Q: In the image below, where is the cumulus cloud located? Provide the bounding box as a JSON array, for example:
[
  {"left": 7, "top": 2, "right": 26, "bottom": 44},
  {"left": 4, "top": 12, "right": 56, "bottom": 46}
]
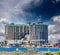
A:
[
  {"left": 48, "top": 25, "right": 56, "bottom": 34},
  {"left": 51, "top": 0, "right": 60, "bottom": 4},
  {"left": 0, "top": 0, "right": 44, "bottom": 23},
  {"left": 0, "top": 18, "right": 9, "bottom": 24},
  {"left": 48, "top": 15, "right": 60, "bottom": 42},
  {"left": 32, "top": 0, "right": 43, "bottom": 6},
  {"left": 0, "top": 18, "right": 9, "bottom": 37},
  {"left": 0, "top": 36, "right": 5, "bottom": 42},
  {"left": 0, "top": 25, "right": 5, "bottom": 36}
]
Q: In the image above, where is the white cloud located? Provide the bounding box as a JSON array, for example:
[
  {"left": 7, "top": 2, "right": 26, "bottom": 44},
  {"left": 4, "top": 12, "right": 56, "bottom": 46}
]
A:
[
  {"left": 48, "top": 25, "right": 56, "bottom": 34},
  {"left": 0, "top": 18, "right": 9, "bottom": 24},
  {"left": 0, "top": 0, "right": 44, "bottom": 23},
  {"left": 0, "top": 36, "right": 5, "bottom": 42},
  {"left": 0, "top": 24, "right": 5, "bottom": 36},
  {"left": 51, "top": 0, "right": 60, "bottom": 4},
  {"left": 53, "top": 16, "right": 60, "bottom": 24},
  {"left": 33, "top": 0, "right": 43, "bottom": 7},
  {"left": 48, "top": 15, "right": 60, "bottom": 42},
  {"left": 0, "top": 18, "right": 8, "bottom": 37}
]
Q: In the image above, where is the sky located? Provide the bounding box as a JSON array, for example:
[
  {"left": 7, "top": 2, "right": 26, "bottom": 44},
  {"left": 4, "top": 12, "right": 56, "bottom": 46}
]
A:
[{"left": 0, "top": 0, "right": 60, "bottom": 42}]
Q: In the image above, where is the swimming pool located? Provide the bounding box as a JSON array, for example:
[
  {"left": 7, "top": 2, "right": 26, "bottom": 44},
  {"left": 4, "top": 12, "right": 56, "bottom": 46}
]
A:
[
  {"left": 0, "top": 47, "right": 27, "bottom": 52},
  {"left": 36, "top": 47, "right": 60, "bottom": 52},
  {"left": 0, "top": 47, "right": 60, "bottom": 52}
]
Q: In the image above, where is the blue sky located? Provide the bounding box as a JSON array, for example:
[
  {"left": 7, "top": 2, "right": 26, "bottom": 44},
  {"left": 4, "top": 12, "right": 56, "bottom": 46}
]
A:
[
  {"left": 0, "top": 0, "right": 60, "bottom": 42},
  {"left": 0, "top": 0, "right": 60, "bottom": 23}
]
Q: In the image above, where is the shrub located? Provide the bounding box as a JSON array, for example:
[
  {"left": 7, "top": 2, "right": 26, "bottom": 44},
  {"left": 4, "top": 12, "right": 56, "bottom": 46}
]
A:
[
  {"left": 43, "top": 53, "right": 49, "bottom": 55},
  {"left": 43, "top": 52, "right": 53, "bottom": 55},
  {"left": 16, "top": 53, "right": 19, "bottom": 55},
  {"left": 56, "top": 51, "right": 60, "bottom": 55}
]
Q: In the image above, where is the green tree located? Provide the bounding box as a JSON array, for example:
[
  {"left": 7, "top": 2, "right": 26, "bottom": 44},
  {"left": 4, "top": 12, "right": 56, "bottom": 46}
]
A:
[{"left": 56, "top": 51, "right": 60, "bottom": 55}]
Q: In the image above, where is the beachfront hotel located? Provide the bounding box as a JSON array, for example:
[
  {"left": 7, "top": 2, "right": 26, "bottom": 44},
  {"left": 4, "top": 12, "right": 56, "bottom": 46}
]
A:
[
  {"left": 5, "top": 20, "right": 48, "bottom": 46},
  {"left": 30, "top": 20, "right": 48, "bottom": 44},
  {"left": 5, "top": 23, "right": 30, "bottom": 40}
]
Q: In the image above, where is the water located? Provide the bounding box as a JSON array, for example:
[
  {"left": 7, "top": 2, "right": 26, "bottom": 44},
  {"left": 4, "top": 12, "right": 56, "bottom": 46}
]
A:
[
  {"left": 0, "top": 47, "right": 60, "bottom": 52},
  {"left": 36, "top": 47, "right": 60, "bottom": 52}
]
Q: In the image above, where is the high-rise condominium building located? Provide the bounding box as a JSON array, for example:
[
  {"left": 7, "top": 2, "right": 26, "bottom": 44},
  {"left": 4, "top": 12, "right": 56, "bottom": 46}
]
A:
[
  {"left": 5, "top": 23, "right": 29, "bottom": 40},
  {"left": 30, "top": 21, "right": 48, "bottom": 44}
]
